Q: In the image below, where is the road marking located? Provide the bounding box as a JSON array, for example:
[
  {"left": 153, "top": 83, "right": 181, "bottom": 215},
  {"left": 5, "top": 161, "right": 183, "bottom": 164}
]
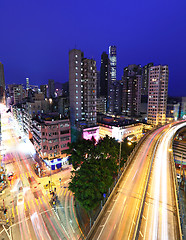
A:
[
  {"left": 25, "top": 172, "right": 28, "bottom": 178},
  {"left": 64, "top": 188, "right": 67, "bottom": 196},
  {"left": 35, "top": 198, "right": 38, "bottom": 206},
  {"left": 31, "top": 199, "right": 34, "bottom": 207},
  {"left": 24, "top": 202, "right": 27, "bottom": 211},
  {"left": 39, "top": 197, "right": 42, "bottom": 205},
  {"left": 142, "top": 215, "right": 146, "bottom": 220},
  {"left": 0, "top": 228, "right": 5, "bottom": 235},
  {"left": 140, "top": 231, "right": 144, "bottom": 237},
  {"left": 42, "top": 196, "right": 47, "bottom": 204},
  {"left": 27, "top": 200, "right": 30, "bottom": 209},
  {"left": 12, "top": 208, "right": 14, "bottom": 218}
]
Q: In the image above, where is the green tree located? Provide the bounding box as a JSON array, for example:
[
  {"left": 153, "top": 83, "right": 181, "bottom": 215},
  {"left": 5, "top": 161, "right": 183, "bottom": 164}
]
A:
[{"left": 66, "top": 136, "right": 136, "bottom": 212}]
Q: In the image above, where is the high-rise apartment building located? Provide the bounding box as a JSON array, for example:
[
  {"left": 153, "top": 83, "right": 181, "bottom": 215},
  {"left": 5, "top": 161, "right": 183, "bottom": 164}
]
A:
[
  {"left": 40, "top": 84, "right": 48, "bottom": 98},
  {"left": 0, "top": 63, "right": 5, "bottom": 102},
  {"left": 47, "top": 79, "right": 55, "bottom": 98},
  {"left": 69, "top": 49, "right": 97, "bottom": 128},
  {"left": 147, "top": 65, "right": 169, "bottom": 125},
  {"left": 141, "top": 63, "right": 153, "bottom": 95},
  {"left": 109, "top": 46, "right": 117, "bottom": 82},
  {"left": 122, "top": 64, "right": 142, "bottom": 117}
]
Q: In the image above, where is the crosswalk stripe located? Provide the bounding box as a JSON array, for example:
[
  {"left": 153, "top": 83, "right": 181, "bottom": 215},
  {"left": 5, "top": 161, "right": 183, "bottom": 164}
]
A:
[
  {"left": 12, "top": 207, "right": 15, "bottom": 218},
  {"left": 32, "top": 199, "right": 34, "bottom": 207},
  {"left": 25, "top": 172, "right": 28, "bottom": 178},
  {"left": 35, "top": 198, "right": 38, "bottom": 206},
  {"left": 27, "top": 200, "right": 30, "bottom": 209},
  {"left": 64, "top": 188, "right": 67, "bottom": 196},
  {"left": 42, "top": 196, "right": 47, "bottom": 204},
  {"left": 39, "top": 197, "right": 42, "bottom": 205},
  {"left": 24, "top": 202, "right": 27, "bottom": 211}
]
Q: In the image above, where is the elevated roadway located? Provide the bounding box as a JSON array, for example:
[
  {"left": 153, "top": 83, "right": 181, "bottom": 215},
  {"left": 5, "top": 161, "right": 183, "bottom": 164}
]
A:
[{"left": 88, "top": 121, "right": 186, "bottom": 240}]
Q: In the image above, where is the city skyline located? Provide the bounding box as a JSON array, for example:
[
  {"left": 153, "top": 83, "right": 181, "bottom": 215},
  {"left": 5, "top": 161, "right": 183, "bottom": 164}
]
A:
[{"left": 0, "top": 0, "right": 186, "bottom": 96}]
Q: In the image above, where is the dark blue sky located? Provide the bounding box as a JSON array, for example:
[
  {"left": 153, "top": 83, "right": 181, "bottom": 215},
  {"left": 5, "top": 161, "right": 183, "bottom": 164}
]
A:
[{"left": 0, "top": 0, "right": 186, "bottom": 96}]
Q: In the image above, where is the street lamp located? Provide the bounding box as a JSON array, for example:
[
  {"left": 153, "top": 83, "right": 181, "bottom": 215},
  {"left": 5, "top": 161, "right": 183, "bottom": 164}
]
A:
[{"left": 128, "top": 141, "right": 132, "bottom": 146}]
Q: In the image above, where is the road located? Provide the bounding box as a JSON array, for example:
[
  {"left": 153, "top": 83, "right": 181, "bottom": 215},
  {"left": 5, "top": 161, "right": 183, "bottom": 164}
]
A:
[
  {"left": 139, "top": 122, "right": 186, "bottom": 240},
  {"left": 0, "top": 104, "right": 82, "bottom": 240},
  {"left": 89, "top": 121, "right": 186, "bottom": 240}
]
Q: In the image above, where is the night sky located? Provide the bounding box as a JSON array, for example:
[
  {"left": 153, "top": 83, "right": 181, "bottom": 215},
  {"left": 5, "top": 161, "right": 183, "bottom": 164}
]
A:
[{"left": 0, "top": 0, "right": 186, "bottom": 96}]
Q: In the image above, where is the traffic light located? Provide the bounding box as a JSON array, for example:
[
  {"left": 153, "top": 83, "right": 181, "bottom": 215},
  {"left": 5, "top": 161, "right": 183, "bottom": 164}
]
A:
[{"left": 4, "top": 209, "right": 7, "bottom": 215}]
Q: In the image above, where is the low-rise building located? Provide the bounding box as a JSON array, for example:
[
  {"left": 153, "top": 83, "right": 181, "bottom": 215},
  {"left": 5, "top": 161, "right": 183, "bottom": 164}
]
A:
[
  {"left": 32, "top": 113, "right": 71, "bottom": 161},
  {"left": 98, "top": 123, "right": 144, "bottom": 142}
]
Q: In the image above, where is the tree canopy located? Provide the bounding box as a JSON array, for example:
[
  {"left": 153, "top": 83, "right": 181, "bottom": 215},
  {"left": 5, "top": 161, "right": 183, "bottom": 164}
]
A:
[{"left": 64, "top": 135, "right": 135, "bottom": 212}]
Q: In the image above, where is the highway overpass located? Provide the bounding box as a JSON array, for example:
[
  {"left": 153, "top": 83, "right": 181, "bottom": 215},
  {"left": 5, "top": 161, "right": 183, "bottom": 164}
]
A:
[{"left": 87, "top": 121, "right": 186, "bottom": 240}]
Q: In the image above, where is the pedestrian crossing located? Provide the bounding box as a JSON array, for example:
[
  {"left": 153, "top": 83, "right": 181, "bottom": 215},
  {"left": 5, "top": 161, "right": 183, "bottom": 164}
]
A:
[{"left": 6, "top": 182, "right": 72, "bottom": 223}]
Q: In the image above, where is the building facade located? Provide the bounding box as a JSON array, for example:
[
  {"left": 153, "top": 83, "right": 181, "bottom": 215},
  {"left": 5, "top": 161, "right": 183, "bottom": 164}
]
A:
[
  {"left": 147, "top": 65, "right": 169, "bottom": 125},
  {"left": 69, "top": 49, "right": 97, "bottom": 128},
  {"left": 0, "top": 63, "right": 5, "bottom": 103},
  {"left": 47, "top": 79, "right": 55, "bottom": 98},
  {"left": 32, "top": 115, "right": 71, "bottom": 160},
  {"left": 141, "top": 63, "right": 153, "bottom": 95},
  {"left": 109, "top": 46, "right": 117, "bottom": 82},
  {"left": 122, "top": 64, "right": 142, "bottom": 117}
]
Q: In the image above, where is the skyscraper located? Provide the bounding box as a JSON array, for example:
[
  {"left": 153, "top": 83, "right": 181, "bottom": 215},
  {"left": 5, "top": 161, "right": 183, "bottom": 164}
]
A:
[
  {"left": 109, "top": 46, "right": 117, "bottom": 82},
  {"left": 69, "top": 49, "right": 97, "bottom": 128},
  {"left": 108, "top": 45, "right": 117, "bottom": 115},
  {"left": 147, "top": 65, "right": 169, "bottom": 125},
  {"left": 100, "top": 52, "right": 110, "bottom": 112},
  {"left": 26, "top": 78, "right": 30, "bottom": 90},
  {"left": 141, "top": 63, "right": 153, "bottom": 95},
  {"left": 122, "top": 64, "right": 142, "bottom": 117},
  {"left": 100, "top": 52, "right": 110, "bottom": 97},
  {"left": 0, "top": 63, "right": 5, "bottom": 102}
]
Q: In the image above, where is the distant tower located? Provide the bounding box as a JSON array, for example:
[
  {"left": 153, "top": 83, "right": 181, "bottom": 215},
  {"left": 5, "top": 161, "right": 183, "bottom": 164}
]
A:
[
  {"left": 147, "top": 65, "right": 169, "bottom": 125},
  {"left": 47, "top": 79, "right": 55, "bottom": 98},
  {"left": 0, "top": 63, "right": 5, "bottom": 103},
  {"left": 109, "top": 46, "right": 117, "bottom": 82},
  {"left": 100, "top": 52, "right": 110, "bottom": 98},
  {"left": 26, "top": 78, "right": 30, "bottom": 90}
]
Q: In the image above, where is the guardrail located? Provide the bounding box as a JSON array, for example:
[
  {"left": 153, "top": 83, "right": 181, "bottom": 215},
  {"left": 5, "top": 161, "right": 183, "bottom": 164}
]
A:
[
  {"left": 85, "top": 127, "right": 157, "bottom": 240},
  {"left": 170, "top": 132, "right": 183, "bottom": 239}
]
